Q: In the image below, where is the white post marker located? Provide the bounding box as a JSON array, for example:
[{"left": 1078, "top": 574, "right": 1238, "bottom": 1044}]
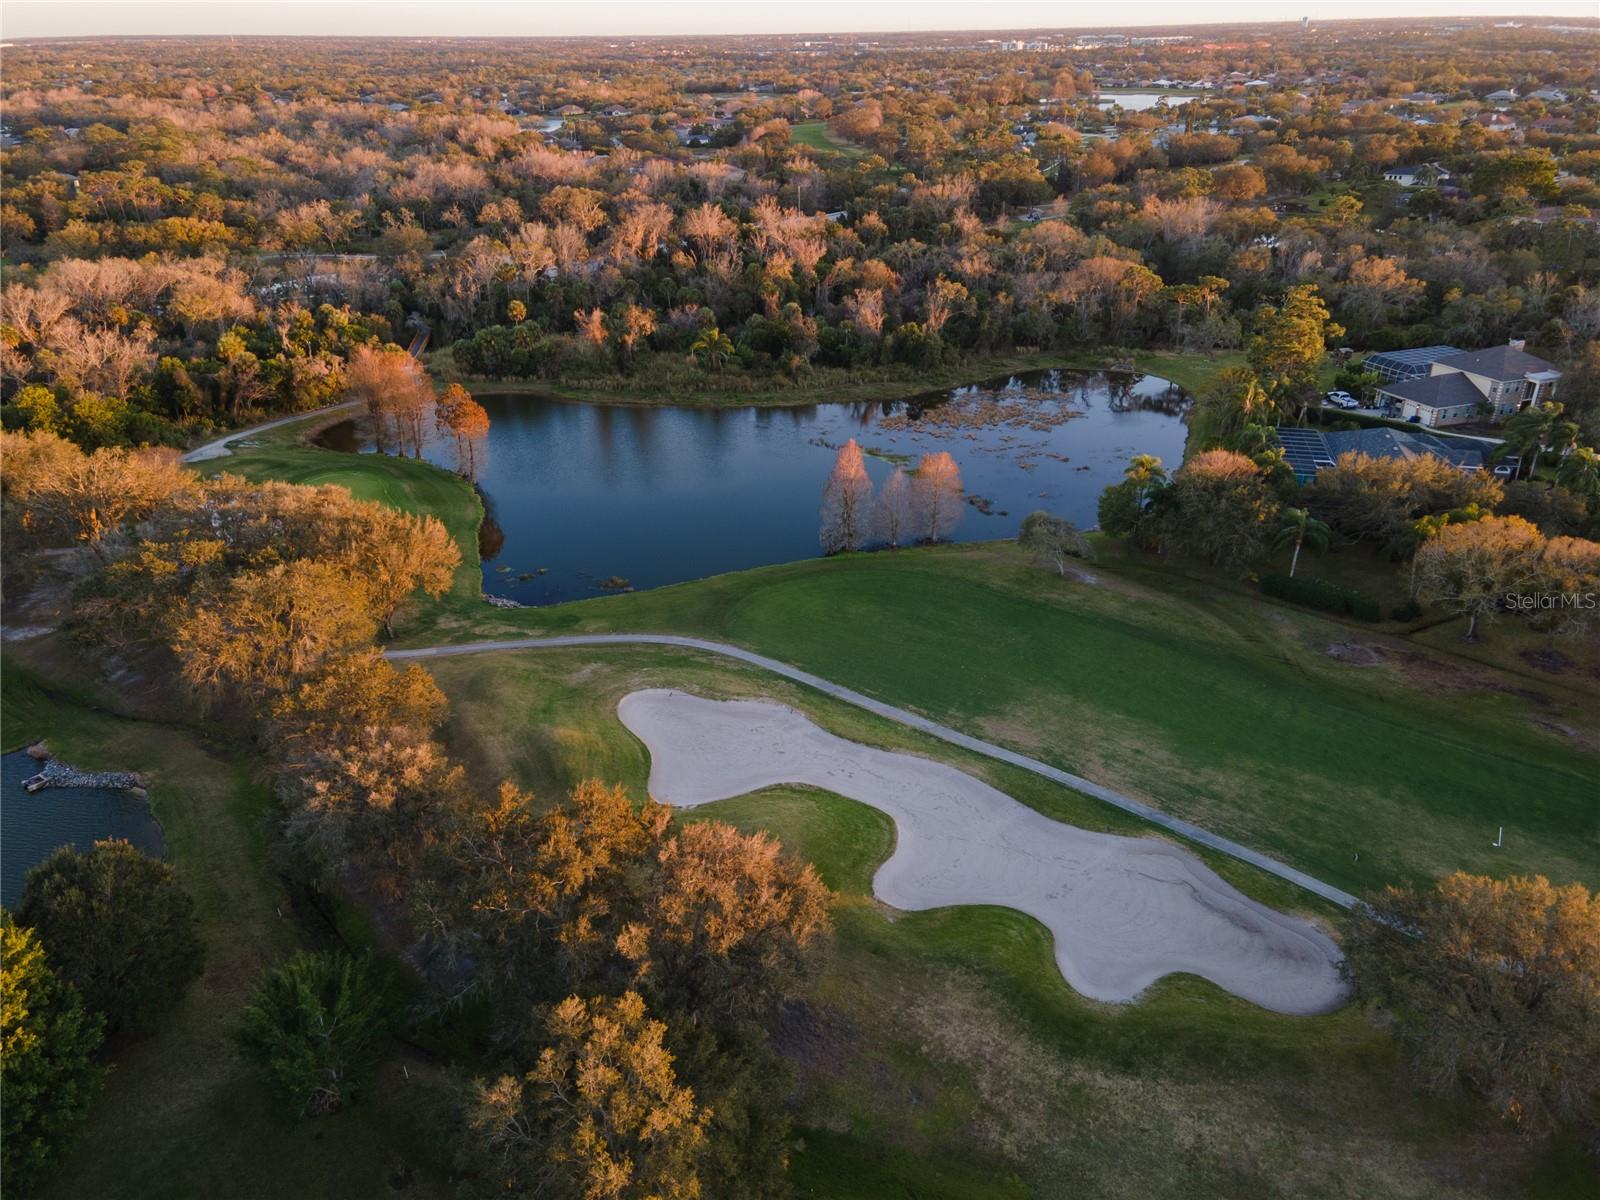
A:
[{"left": 1493, "top": 826, "right": 1504, "bottom": 849}]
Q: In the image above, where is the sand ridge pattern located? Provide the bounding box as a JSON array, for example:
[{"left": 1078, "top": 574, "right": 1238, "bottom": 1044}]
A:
[{"left": 619, "top": 689, "right": 1348, "bottom": 1015}]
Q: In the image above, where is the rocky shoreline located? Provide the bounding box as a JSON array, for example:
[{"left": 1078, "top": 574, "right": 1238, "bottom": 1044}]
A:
[{"left": 21, "top": 743, "right": 145, "bottom": 795}]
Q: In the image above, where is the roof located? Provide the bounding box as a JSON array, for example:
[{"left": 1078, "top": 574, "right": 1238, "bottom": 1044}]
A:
[
  {"left": 1272, "top": 425, "right": 1488, "bottom": 478},
  {"left": 1363, "top": 345, "right": 1461, "bottom": 374},
  {"left": 1375, "top": 372, "right": 1487, "bottom": 410},
  {"left": 1321, "top": 427, "right": 1486, "bottom": 470},
  {"left": 1432, "top": 345, "right": 1559, "bottom": 382}
]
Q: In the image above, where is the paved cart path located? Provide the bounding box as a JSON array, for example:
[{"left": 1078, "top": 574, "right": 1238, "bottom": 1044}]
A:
[{"left": 389, "top": 633, "right": 1360, "bottom": 911}]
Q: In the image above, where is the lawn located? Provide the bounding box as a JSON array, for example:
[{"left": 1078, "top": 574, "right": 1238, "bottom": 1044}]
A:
[
  {"left": 419, "top": 642, "right": 1581, "bottom": 1200},
  {"left": 408, "top": 541, "right": 1599, "bottom": 900},
  {"left": 790, "top": 120, "right": 869, "bottom": 159},
  {"left": 1, "top": 656, "right": 454, "bottom": 1200}
]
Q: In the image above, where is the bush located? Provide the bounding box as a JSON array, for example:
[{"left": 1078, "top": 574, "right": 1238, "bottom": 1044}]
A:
[
  {"left": 1260, "top": 573, "right": 1380, "bottom": 621},
  {"left": 236, "top": 950, "right": 396, "bottom": 1117},
  {"left": 1389, "top": 598, "right": 1423, "bottom": 622},
  {"left": 17, "top": 840, "right": 204, "bottom": 1034}
]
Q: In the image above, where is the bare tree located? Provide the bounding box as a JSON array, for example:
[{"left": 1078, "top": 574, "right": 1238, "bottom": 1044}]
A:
[
  {"left": 819, "top": 439, "right": 874, "bottom": 554},
  {"left": 872, "top": 466, "right": 913, "bottom": 548},
  {"left": 914, "top": 451, "right": 963, "bottom": 543}
]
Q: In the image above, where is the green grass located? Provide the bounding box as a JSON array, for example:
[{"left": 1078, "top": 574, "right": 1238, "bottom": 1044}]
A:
[
  {"left": 420, "top": 644, "right": 1574, "bottom": 1199},
  {"left": 790, "top": 121, "right": 869, "bottom": 159},
  {"left": 422, "top": 543, "right": 1599, "bottom": 900},
  {"left": 1, "top": 657, "right": 454, "bottom": 1200}
]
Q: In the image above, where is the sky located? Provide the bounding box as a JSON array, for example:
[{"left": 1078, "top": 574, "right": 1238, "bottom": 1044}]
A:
[{"left": 3, "top": 1, "right": 1597, "bottom": 40}]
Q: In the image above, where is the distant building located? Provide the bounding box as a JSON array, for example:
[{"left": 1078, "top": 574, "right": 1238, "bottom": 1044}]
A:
[
  {"left": 1372, "top": 343, "right": 1562, "bottom": 428},
  {"left": 1382, "top": 163, "right": 1450, "bottom": 189}
]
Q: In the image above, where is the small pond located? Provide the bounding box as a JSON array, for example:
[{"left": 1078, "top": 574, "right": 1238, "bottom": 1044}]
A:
[
  {"left": 318, "top": 368, "right": 1189, "bottom": 605},
  {"left": 1, "top": 751, "right": 165, "bottom": 908}
]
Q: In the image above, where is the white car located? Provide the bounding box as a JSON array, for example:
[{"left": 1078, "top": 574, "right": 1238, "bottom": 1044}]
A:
[{"left": 1324, "top": 390, "right": 1358, "bottom": 409}]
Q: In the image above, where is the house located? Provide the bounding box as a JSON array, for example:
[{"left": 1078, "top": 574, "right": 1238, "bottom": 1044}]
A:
[
  {"left": 1484, "top": 89, "right": 1519, "bottom": 103},
  {"left": 1372, "top": 342, "right": 1562, "bottom": 428},
  {"left": 1274, "top": 426, "right": 1502, "bottom": 484},
  {"left": 1382, "top": 163, "right": 1451, "bottom": 188}
]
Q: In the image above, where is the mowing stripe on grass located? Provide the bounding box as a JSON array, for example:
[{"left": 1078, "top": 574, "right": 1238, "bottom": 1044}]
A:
[{"left": 388, "top": 633, "right": 1361, "bottom": 910}]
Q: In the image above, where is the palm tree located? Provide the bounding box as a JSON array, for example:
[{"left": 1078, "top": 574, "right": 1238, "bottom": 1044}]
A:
[
  {"left": 1273, "top": 507, "right": 1331, "bottom": 578},
  {"left": 689, "top": 326, "right": 735, "bottom": 373},
  {"left": 1557, "top": 444, "right": 1600, "bottom": 512},
  {"left": 1495, "top": 403, "right": 1574, "bottom": 480},
  {"left": 1229, "top": 421, "right": 1278, "bottom": 457}
]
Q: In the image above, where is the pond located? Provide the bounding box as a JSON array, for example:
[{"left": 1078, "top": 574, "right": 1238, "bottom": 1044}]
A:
[
  {"left": 1, "top": 751, "right": 165, "bottom": 908},
  {"left": 318, "top": 368, "right": 1189, "bottom": 606}
]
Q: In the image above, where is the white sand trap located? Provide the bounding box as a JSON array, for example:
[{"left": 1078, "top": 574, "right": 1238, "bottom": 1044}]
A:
[{"left": 619, "top": 689, "right": 1347, "bottom": 1016}]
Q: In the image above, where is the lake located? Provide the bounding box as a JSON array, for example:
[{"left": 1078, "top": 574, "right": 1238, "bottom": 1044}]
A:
[
  {"left": 318, "top": 368, "right": 1190, "bottom": 606},
  {"left": 1, "top": 751, "right": 165, "bottom": 908}
]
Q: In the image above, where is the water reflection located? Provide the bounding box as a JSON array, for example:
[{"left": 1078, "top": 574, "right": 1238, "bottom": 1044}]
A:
[{"left": 317, "top": 369, "right": 1190, "bottom": 605}]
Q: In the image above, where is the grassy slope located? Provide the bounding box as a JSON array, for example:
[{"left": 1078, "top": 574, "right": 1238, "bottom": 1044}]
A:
[
  {"left": 411, "top": 541, "right": 1599, "bottom": 899},
  {"left": 422, "top": 643, "right": 1575, "bottom": 1200},
  {"left": 1, "top": 660, "right": 453, "bottom": 1200}
]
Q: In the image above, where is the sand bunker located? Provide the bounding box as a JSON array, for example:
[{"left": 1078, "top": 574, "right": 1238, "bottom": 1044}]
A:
[{"left": 619, "top": 689, "right": 1347, "bottom": 1015}]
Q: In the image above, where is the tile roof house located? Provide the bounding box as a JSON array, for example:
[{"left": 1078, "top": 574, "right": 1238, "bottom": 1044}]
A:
[{"left": 1372, "top": 342, "right": 1562, "bottom": 428}]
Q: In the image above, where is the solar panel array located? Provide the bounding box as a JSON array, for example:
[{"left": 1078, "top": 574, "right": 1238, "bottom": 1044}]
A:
[{"left": 1274, "top": 427, "right": 1333, "bottom": 480}]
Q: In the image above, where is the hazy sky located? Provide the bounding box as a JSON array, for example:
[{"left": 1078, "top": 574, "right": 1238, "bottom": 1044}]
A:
[{"left": 3, "top": 1, "right": 1597, "bottom": 40}]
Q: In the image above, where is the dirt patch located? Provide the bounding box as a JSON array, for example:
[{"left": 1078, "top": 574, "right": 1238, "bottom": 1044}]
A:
[
  {"left": 772, "top": 997, "right": 856, "bottom": 1073},
  {"left": 1325, "top": 641, "right": 1386, "bottom": 667},
  {"left": 1391, "top": 649, "right": 1552, "bottom": 706},
  {"left": 1521, "top": 647, "right": 1573, "bottom": 674}
]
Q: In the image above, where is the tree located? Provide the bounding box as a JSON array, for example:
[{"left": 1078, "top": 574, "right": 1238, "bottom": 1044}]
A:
[
  {"left": 17, "top": 840, "right": 203, "bottom": 1034},
  {"left": 362, "top": 506, "right": 460, "bottom": 638},
  {"left": 0, "top": 433, "right": 190, "bottom": 559},
  {"left": 1017, "top": 511, "right": 1091, "bottom": 577},
  {"left": 172, "top": 558, "right": 378, "bottom": 708},
  {"left": 1, "top": 912, "right": 106, "bottom": 1195},
  {"left": 1273, "top": 507, "right": 1331, "bottom": 578},
  {"left": 819, "top": 438, "right": 873, "bottom": 554},
  {"left": 1496, "top": 404, "right": 1578, "bottom": 481},
  {"left": 440, "top": 781, "right": 670, "bottom": 1001},
  {"left": 618, "top": 821, "right": 831, "bottom": 1027},
  {"left": 1411, "top": 515, "right": 1544, "bottom": 641},
  {"left": 269, "top": 650, "right": 459, "bottom": 881},
  {"left": 1345, "top": 873, "right": 1598, "bottom": 1137},
  {"left": 913, "top": 451, "right": 963, "bottom": 543},
  {"left": 237, "top": 950, "right": 395, "bottom": 1117},
  {"left": 343, "top": 345, "right": 432, "bottom": 456},
  {"left": 433, "top": 382, "right": 491, "bottom": 478},
  {"left": 1248, "top": 285, "right": 1343, "bottom": 416},
  {"left": 467, "top": 991, "right": 709, "bottom": 1199},
  {"left": 1193, "top": 367, "right": 1276, "bottom": 444},
  {"left": 1164, "top": 449, "right": 1279, "bottom": 573},
  {"left": 871, "top": 466, "right": 912, "bottom": 548},
  {"left": 1555, "top": 445, "right": 1600, "bottom": 515},
  {"left": 689, "top": 326, "right": 735, "bottom": 373}
]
